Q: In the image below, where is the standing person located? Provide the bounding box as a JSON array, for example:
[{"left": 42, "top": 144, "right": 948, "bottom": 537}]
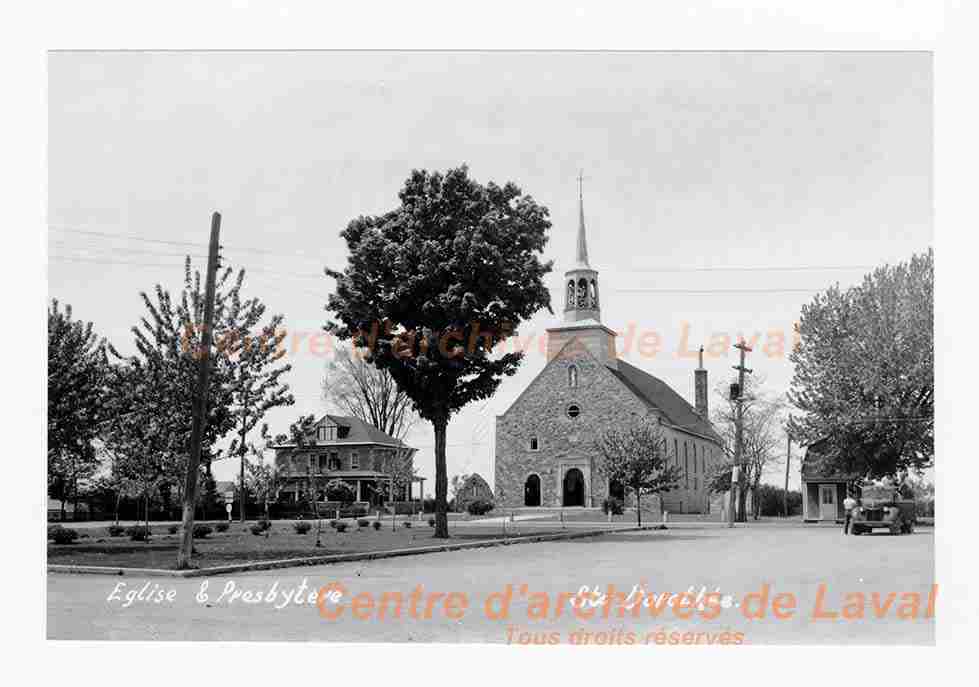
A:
[{"left": 843, "top": 489, "right": 857, "bottom": 535}]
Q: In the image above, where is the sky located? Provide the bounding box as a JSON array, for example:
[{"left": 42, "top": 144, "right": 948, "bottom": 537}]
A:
[{"left": 48, "top": 51, "right": 932, "bottom": 492}]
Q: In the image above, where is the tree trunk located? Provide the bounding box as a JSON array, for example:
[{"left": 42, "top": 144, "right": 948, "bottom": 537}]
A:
[
  {"left": 636, "top": 491, "right": 642, "bottom": 527},
  {"left": 433, "top": 415, "right": 449, "bottom": 539}
]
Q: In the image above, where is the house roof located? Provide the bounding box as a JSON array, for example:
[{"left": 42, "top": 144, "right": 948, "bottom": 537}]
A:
[
  {"left": 608, "top": 359, "right": 722, "bottom": 443},
  {"left": 272, "top": 414, "right": 414, "bottom": 450}
]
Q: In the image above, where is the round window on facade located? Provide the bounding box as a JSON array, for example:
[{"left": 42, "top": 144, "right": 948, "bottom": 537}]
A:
[{"left": 567, "top": 404, "right": 581, "bottom": 419}]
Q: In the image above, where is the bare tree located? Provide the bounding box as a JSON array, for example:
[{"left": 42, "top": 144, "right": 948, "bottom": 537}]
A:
[
  {"left": 594, "top": 419, "right": 682, "bottom": 526},
  {"left": 710, "top": 374, "right": 788, "bottom": 521},
  {"left": 322, "top": 345, "right": 417, "bottom": 440}
]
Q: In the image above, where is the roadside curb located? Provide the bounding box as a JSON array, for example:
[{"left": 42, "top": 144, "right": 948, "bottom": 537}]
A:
[{"left": 47, "top": 525, "right": 657, "bottom": 578}]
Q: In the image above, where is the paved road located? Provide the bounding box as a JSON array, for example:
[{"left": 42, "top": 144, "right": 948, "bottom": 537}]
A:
[{"left": 47, "top": 523, "right": 934, "bottom": 644}]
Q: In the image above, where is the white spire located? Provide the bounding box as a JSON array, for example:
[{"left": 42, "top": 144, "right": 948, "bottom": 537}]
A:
[{"left": 576, "top": 170, "right": 590, "bottom": 268}]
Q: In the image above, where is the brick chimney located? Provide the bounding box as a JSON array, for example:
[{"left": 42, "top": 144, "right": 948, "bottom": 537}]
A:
[{"left": 695, "top": 346, "right": 708, "bottom": 418}]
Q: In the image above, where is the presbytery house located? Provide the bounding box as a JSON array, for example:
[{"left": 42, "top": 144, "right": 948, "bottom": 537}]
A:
[
  {"left": 272, "top": 414, "right": 421, "bottom": 507},
  {"left": 494, "top": 188, "right": 723, "bottom": 513}
]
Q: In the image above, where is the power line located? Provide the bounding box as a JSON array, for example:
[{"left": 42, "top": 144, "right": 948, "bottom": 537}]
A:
[
  {"left": 49, "top": 224, "right": 334, "bottom": 262},
  {"left": 49, "top": 254, "right": 329, "bottom": 283}
]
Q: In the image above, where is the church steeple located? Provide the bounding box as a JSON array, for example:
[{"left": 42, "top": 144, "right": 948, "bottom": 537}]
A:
[
  {"left": 563, "top": 171, "right": 601, "bottom": 324},
  {"left": 547, "top": 173, "right": 617, "bottom": 368},
  {"left": 575, "top": 171, "right": 590, "bottom": 268}
]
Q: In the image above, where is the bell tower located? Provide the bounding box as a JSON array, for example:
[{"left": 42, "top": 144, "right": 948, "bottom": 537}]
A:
[
  {"left": 563, "top": 171, "right": 601, "bottom": 323},
  {"left": 546, "top": 172, "right": 618, "bottom": 367}
]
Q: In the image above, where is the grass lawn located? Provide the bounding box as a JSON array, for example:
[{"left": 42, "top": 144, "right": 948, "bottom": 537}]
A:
[{"left": 46, "top": 519, "right": 567, "bottom": 570}]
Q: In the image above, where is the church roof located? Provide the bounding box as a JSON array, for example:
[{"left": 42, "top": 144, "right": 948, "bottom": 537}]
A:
[{"left": 608, "top": 360, "right": 722, "bottom": 443}]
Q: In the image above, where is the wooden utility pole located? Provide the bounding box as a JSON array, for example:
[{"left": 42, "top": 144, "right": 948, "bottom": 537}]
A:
[
  {"left": 238, "top": 392, "right": 249, "bottom": 523},
  {"left": 176, "top": 212, "right": 222, "bottom": 569},
  {"left": 730, "top": 340, "right": 752, "bottom": 526},
  {"left": 783, "top": 433, "right": 792, "bottom": 517}
]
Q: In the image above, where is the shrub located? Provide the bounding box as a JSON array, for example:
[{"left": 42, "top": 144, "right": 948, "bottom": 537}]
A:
[
  {"left": 402, "top": 521, "right": 412, "bottom": 529},
  {"left": 215, "top": 521, "right": 229, "bottom": 532},
  {"left": 50, "top": 526, "right": 79, "bottom": 545},
  {"left": 192, "top": 523, "right": 212, "bottom": 539},
  {"left": 328, "top": 520, "right": 338, "bottom": 529},
  {"left": 466, "top": 499, "right": 495, "bottom": 516},
  {"left": 422, "top": 497, "right": 437, "bottom": 514},
  {"left": 107, "top": 525, "right": 125, "bottom": 537},
  {"left": 372, "top": 520, "right": 381, "bottom": 531},
  {"left": 335, "top": 522, "right": 348, "bottom": 533},
  {"left": 127, "top": 526, "right": 150, "bottom": 541},
  {"left": 250, "top": 523, "right": 265, "bottom": 535},
  {"left": 602, "top": 497, "right": 625, "bottom": 515},
  {"left": 428, "top": 518, "right": 436, "bottom": 527},
  {"left": 357, "top": 519, "right": 370, "bottom": 528},
  {"left": 293, "top": 520, "right": 312, "bottom": 534},
  {"left": 255, "top": 518, "right": 271, "bottom": 532},
  {"left": 167, "top": 524, "right": 179, "bottom": 534}
]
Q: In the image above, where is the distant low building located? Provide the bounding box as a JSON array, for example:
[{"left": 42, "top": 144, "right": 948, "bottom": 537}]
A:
[
  {"left": 271, "top": 414, "right": 421, "bottom": 507},
  {"left": 800, "top": 438, "right": 862, "bottom": 523},
  {"left": 454, "top": 473, "right": 493, "bottom": 510}
]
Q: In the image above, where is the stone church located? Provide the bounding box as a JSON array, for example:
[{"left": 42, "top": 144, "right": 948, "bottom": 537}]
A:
[{"left": 494, "top": 190, "right": 724, "bottom": 513}]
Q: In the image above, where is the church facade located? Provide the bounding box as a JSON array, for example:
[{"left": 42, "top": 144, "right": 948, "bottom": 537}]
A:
[{"left": 494, "top": 191, "right": 724, "bottom": 513}]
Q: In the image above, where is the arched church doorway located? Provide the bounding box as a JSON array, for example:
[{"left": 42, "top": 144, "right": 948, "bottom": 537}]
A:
[
  {"left": 609, "top": 479, "right": 625, "bottom": 501},
  {"left": 524, "top": 474, "right": 541, "bottom": 507},
  {"left": 563, "top": 468, "right": 585, "bottom": 507}
]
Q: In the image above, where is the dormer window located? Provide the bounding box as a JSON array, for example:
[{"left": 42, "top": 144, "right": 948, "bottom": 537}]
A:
[
  {"left": 529, "top": 436, "right": 539, "bottom": 451},
  {"left": 317, "top": 423, "right": 338, "bottom": 442}
]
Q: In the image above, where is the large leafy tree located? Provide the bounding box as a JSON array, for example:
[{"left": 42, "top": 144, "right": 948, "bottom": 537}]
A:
[
  {"left": 47, "top": 300, "right": 108, "bottom": 518},
  {"left": 326, "top": 166, "right": 553, "bottom": 537},
  {"left": 788, "top": 249, "right": 933, "bottom": 479},
  {"left": 594, "top": 420, "right": 682, "bottom": 526}
]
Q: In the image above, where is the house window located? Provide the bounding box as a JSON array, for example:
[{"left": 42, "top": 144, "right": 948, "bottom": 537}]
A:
[
  {"left": 568, "top": 365, "right": 578, "bottom": 388},
  {"left": 674, "top": 439, "right": 679, "bottom": 466},
  {"left": 318, "top": 454, "right": 328, "bottom": 472},
  {"left": 694, "top": 477, "right": 698, "bottom": 491},
  {"left": 567, "top": 404, "right": 581, "bottom": 419},
  {"left": 529, "top": 436, "right": 539, "bottom": 451},
  {"left": 351, "top": 451, "right": 359, "bottom": 469},
  {"left": 328, "top": 453, "right": 340, "bottom": 471}
]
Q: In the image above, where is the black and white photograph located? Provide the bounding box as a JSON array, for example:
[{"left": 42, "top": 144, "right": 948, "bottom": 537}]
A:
[{"left": 15, "top": 0, "right": 975, "bottom": 670}]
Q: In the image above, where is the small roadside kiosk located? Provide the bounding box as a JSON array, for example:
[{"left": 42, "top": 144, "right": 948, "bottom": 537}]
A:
[{"left": 801, "top": 439, "right": 862, "bottom": 523}]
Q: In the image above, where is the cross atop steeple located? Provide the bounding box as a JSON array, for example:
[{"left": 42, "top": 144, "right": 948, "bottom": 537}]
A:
[{"left": 576, "top": 169, "right": 590, "bottom": 268}]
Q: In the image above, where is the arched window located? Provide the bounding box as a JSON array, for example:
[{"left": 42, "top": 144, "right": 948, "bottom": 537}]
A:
[
  {"left": 589, "top": 279, "right": 598, "bottom": 308},
  {"left": 567, "top": 280, "right": 576, "bottom": 308},
  {"left": 577, "top": 278, "right": 588, "bottom": 308},
  {"left": 568, "top": 364, "right": 578, "bottom": 388}
]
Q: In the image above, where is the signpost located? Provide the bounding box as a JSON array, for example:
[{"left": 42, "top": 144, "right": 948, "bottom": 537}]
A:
[{"left": 225, "top": 503, "right": 232, "bottom": 522}]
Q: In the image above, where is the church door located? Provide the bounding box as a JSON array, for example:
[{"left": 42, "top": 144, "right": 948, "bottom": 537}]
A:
[
  {"left": 563, "top": 468, "right": 585, "bottom": 507},
  {"left": 524, "top": 475, "right": 541, "bottom": 507}
]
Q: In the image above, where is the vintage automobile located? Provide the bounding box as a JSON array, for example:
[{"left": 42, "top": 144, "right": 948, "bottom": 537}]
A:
[{"left": 850, "top": 499, "right": 916, "bottom": 535}]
